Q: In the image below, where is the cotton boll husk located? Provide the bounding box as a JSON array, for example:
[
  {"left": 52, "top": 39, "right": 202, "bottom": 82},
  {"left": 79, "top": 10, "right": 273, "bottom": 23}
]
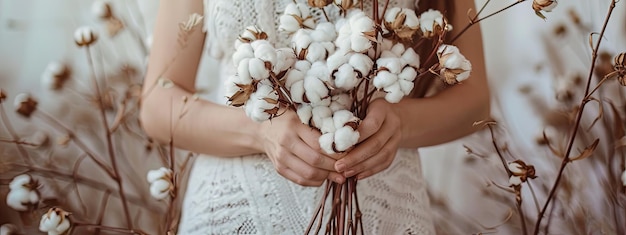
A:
[
  {"left": 312, "top": 22, "right": 337, "bottom": 42},
  {"left": 384, "top": 82, "right": 404, "bottom": 103},
  {"left": 238, "top": 58, "right": 253, "bottom": 81},
  {"left": 254, "top": 43, "right": 277, "bottom": 65},
  {"left": 248, "top": 58, "right": 270, "bottom": 80},
  {"left": 274, "top": 48, "right": 296, "bottom": 73},
  {"left": 319, "top": 133, "right": 336, "bottom": 154},
  {"left": 290, "top": 80, "right": 306, "bottom": 103},
  {"left": 334, "top": 126, "right": 359, "bottom": 152},
  {"left": 348, "top": 53, "right": 373, "bottom": 76},
  {"left": 373, "top": 70, "right": 398, "bottom": 89},
  {"left": 224, "top": 78, "right": 241, "bottom": 98},
  {"left": 240, "top": 26, "right": 263, "bottom": 42},
  {"left": 401, "top": 48, "right": 420, "bottom": 68},
  {"left": 150, "top": 179, "right": 171, "bottom": 200},
  {"left": 377, "top": 57, "right": 403, "bottom": 74},
  {"left": 334, "top": 64, "right": 358, "bottom": 90},
  {"left": 398, "top": 79, "right": 414, "bottom": 95},
  {"left": 398, "top": 66, "right": 417, "bottom": 82},
  {"left": 9, "top": 174, "right": 32, "bottom": 190},
  {"left": 297, "top": 104, "right": 313, "bottom": 125},
  {"left": 327, "top": 50, "right": 351, "bottom": 71},
  {"left": 330, "top": 93, "right": 351, "bottom": 111},
  {"left": 332, "top": 109, "right": 358, "bottom": 129},
  {"left": 233, "top": 43, "right": 254, "bottom": 66},
  {"left": 305, "top": 43, "right": 328, "bottom": 62}
]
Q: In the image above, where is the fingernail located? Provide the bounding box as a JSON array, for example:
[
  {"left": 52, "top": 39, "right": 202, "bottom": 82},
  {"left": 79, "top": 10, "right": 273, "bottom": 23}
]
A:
[{"left": 336, "top": 162, "right": 345, "bottom": 171}]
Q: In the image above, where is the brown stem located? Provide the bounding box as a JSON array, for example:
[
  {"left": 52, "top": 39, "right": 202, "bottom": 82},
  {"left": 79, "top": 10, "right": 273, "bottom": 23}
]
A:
[
  {"left": 34, "top": 111, "right": 115, "bottom": 176},
  {"left": 517, "top": 198, "right": 527, "bottom": 235},
  {"left": 0, "top": 138, "right": 38, "bottom": 146},
  {"left": 93, "top": 191, "right": 110, "bottom": 235},
  {"left": 85, "top": 47, "right": 133, "bottom": 229},
  {"left": 533, "top": 1, "right": 617, "bottom": 234},
  {"left": 449, "top": 0, "right": 526, "bottom": 44},
  {"left": 0, "top": 102, "right": 34, "bottom": 164},
  {"left": 487, "top": 124, "right": 512, "bottom": 177}
]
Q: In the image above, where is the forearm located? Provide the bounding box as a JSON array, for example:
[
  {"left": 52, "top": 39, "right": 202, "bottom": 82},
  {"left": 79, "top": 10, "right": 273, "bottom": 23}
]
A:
[{"left": 140, "top": 86, "right": 263, "bottom": 157}]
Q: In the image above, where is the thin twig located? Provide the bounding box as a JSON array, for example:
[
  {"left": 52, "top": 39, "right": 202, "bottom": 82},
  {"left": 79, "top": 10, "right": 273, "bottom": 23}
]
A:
[
  {"left": 450, "top": 0, "right": 526, "bottom": 43},
  {"left": 0, "top": 102, "right": 34, "bottom": 164},
  {"left": 533, "top": 1, "right": 618, "bottom": 233},
  {"left": 86, "top": 46, "right": 133, "bottom": 229}
]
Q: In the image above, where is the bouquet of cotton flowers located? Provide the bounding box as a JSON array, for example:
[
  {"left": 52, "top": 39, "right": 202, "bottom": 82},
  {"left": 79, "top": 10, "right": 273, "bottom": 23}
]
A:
[{"left": 225, "top": 1, "right": 472, "bottom": 234}]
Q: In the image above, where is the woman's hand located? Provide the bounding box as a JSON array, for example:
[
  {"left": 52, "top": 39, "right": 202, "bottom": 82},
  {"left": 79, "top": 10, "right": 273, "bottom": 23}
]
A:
[
  {"left": 334, "top": 99, "right": 402, "bottom": 179},
  {"left": 258, "top": 111, "right": 346, "bottom": 186}
]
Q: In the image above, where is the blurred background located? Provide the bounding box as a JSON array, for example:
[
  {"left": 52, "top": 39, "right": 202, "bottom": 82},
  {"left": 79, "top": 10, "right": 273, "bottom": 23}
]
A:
[{"left": 1, "top": 0, "right": 625, "bottom": 234}]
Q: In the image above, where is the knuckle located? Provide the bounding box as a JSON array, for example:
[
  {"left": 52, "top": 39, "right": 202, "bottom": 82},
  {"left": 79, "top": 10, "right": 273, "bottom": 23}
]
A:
[
  {"left": 311, "top": 153, "right": 325, "bottom": 166},
  {"left": 302, "top": 168, "right": 320, "bottom": 180}
]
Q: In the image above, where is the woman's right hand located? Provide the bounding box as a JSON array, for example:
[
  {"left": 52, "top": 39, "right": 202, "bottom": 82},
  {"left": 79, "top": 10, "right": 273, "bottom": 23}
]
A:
[{"left": 257, "top": 111, "right": 345, "bottom": 186}]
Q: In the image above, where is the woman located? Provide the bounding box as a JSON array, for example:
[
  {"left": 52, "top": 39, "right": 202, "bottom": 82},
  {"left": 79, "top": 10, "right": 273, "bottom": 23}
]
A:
[{"left": 140, "top": 0, "right": 489, "bottom": 234}]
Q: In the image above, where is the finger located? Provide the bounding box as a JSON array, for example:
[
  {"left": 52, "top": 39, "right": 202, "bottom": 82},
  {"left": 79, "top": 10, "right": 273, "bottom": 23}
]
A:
[
  {"left": 290, "top": 138, "right": 337, "bottom": 171},
  {"left": 274, "top": 149, "right": 329, "bottom": 183},
  {"left": 345, "top": 134, "right": 401, "bottom": 179},
  {"left": 356, "top": 106, "right": 385, "bottom": 143},
  {"left": 335, "top": 122, "right": 396, "bottom": 172},
  {"left": 296, "top": 122, "right": 344, "bottom": 160},
  {"left": 276, "top": 166, "right": 325, "bottom": 187}
]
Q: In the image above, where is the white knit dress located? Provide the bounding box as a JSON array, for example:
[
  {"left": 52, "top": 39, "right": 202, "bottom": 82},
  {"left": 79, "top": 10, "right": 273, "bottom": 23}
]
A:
[{"left": 177, "top": 1, "right": 435, "bottom": 234}]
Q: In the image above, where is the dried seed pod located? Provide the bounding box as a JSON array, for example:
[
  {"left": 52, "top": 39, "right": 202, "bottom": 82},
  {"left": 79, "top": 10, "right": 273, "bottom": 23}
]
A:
[
  {"left": 41, "top": 61, "right": 71, "bottom": 90},
  {"left": 92, "top": 0, "right": 113, "bottom": 19},
  {"left": 0, "top": 89, "right": 6, "bottom": 103},
  {"left": 532, "top": 0, "right": 558, "bottom": 12},
  {"left": 614, "top": 52, "right": 625, "bottom": 69},
  {"left": 308, "top": 0, "right": 332, "bottom": 8},
  {"left": 14, "top": 93, "right": 37, "bottom": 118},
  {"left": 74, "top": 26, "right": 98, "bottom": 47}
]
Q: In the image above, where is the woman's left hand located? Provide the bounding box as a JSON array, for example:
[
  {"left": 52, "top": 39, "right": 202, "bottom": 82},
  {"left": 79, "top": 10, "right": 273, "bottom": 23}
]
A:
[{"left": 334, "top": 99, "right": 402, "bottom": 179}]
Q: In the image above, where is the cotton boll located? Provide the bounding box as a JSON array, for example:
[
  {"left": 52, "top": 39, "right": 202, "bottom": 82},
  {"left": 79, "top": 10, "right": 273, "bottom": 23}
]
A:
[
  {"left": 297, "top": 104, "right": 313, "bottom": 125},
  {"left": 419, "top": 9, "right": 445, "bottom": 37},
  {"left": 350, "top": 34, "right": 372, "bottom": 53},
  {"left": 332, "top": 110, "right": 358, "bottom": 129},
  {"left": 304, "top": 77, "right": 329, "bottom": 104},
  {"left": 233, "top": 43, "right": 255, "bottom": 66},
  {"left": 238, "top": 58, "right": 253, "bottom": 82},
  {"left": 293, "top": 29, "right": 313, "bottom": 50},
  {"left": 147, "top": 167, "right": 172, "bottom": 183},
  {"left": 348, "top": 53, "right": 373, "bottom": 76},
  {"left": 294, "top": 60, "right": 312, "bottom": 71},
  {"left": 274, "top": 48, "right": 296, "bottom": 73},
  {"left": 248, "top": 58, "right": 270, "bottom": 80},
  {"left": 327, "top": 50, "right": 351, "bottom": 71},
  {"left": 308, "top": 61, "right": 331, "bottom": 83},
  {"left": 377, "top": 57, "right": 403, "bottom": 74},
  {"left": 320, "top": 117, "right": 336, "bottom": 134},
  {"left": 334, "top": 126, "right": 359, "bottom": 152},
  {"left": 383, "top": 82, "right": 404, "bottom": 103},
  {"left": 254, "top": 43, "right": 277, "bottom": 65},
  {"left": 390, "top": 43, "right": 406, "bottom": 57},
  {"left": 6, "top": 188, "right": 38, "bottom": 211},
  {"left": 398, "top": 79, "right": 414, "bottom": 95},
  {"left": 9, "top": 174, "right": 33, "bottom": 190},
  {"left": 509, "top": 176, "right": 522, "bottom": 186},
  {"left": 39, "top": 208, "right": 71, "bottom": 235},
  {"left": 454, "top": 69, "right": 471, "bottom": 82},
  {"left": 285, "top": 69, "right": 306, "bottom": 88},
  {"left": 401, "top": 48, "right": 420, "bottom": 68},
  {"left": 380, "top": 50, "right": 397, "bottom": 59},
  {"left": 384, "top": 7, "right": 402, "bottom": 23},
  {"left": 403, "top": 9, "right": 419, "bottom": 28},
  {"left": 279, "top": 14, "right": 301, "bottom": 32},
  {"left": 312, "top": 105, "right": 332, "bottom": 130},
  {"left": 290, "top": 80, "right": 306, "bottom": 103},
  {"left": 373, "top": 70, "right": 398, "bottom": 89},
  {"left": 311, "top": 22, "right": 337, "bottom": 42},
  {"left": 305, "top": 43, "right": 328, "bottom": 62},
  {"left": 319, "top": 133, "right": 336, "bottom": 154},
  {"left": 334, "top": 64, "right": 358, "bottom": 90},
  {"left": 398, "top": 66, "right": 417, "bottom": 82},
  {"left": 335, "top": 34, "right": 352, "bottom": 51}
]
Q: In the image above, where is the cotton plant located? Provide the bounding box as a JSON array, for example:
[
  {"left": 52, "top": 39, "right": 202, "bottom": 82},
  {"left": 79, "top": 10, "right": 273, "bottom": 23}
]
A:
[{"left": 226, "top": 2, "right": 472, "bottom": 155}]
